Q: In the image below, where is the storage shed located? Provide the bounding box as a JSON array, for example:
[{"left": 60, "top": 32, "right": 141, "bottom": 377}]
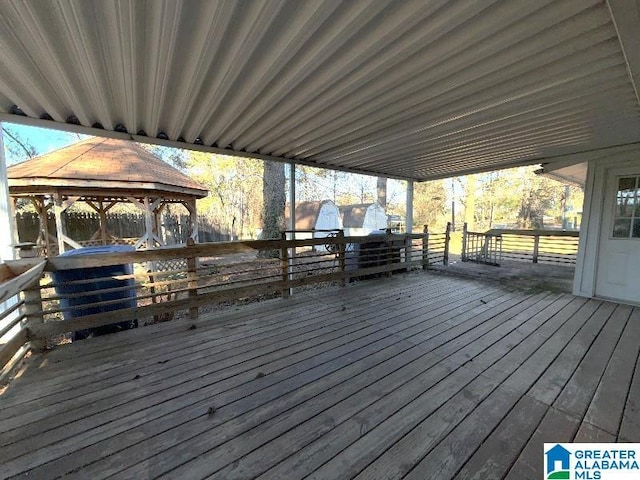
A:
[
  {"left": 339, "top": 203, "right": 387, "bottom": 237},
  {"left": 285, "top": 200, "right": 342, "bottom": 248}
]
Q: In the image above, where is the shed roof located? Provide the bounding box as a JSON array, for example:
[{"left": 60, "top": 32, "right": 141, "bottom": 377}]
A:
[
  {"left": 339, "top": 203, "right": 383, "bottom": 228},
  {"left": 1, "top": 1, "right": 640, "bottom": 180},
  {"left": 286, "top": 200, "right": 339, "bottom": 231},
  {"left": 7, "top": 137, "right": 208, "bottom": 198}
]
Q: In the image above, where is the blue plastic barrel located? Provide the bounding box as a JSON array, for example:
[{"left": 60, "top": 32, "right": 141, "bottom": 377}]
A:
[{"left": 52, "top": 245, "right": 137, "bottom": 340}]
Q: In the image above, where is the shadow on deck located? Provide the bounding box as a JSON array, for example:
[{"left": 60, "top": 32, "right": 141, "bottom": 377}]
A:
[{"left": 0, "top": 271, "right": 638, "bottom": 479}]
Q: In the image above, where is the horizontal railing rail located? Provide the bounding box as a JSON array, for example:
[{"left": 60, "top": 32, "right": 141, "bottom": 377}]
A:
[
  {"left": 423, "top": 222, "right": 451, "bottom": 267},
  {"left": 462, "top": 224, "right": 579, "bottom": 266}
]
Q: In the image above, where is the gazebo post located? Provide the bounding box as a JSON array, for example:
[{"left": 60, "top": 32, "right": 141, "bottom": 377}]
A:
[
  {"left": 143, "top": 197, "right": 154, "bottom": 250},
  {"left": 53, "top": 193, "right": 67, "bottom": 254},
  {"left": 188, "top": 199, "right": 198, "bottom": 243},
  {"left": 31, "top": 196, "right": 51, "bottom": 255},
  {"left": 153, "top": 202, "right": 163, "bottom": 245},
  {"left": 98, "top": 198, "right": 108, "bottom": 245},
  {"left": 52, "top": 194, "right": 82, "bottom": 254}
]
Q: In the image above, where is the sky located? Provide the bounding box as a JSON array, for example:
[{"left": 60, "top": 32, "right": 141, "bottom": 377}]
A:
[
  {"left": 1, "top": 122, "right": 90, "bottom": 165},
  {"left": 0, "top": 120, "right": 409, "bottom": 212}
]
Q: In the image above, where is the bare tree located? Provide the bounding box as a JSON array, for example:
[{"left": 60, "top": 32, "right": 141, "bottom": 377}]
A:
[
  {"left": 260, "top": 160, "right": 286, "bottom": 253},
  {"left": 376, "top": 176, "right": 387, "bottom": 208}
]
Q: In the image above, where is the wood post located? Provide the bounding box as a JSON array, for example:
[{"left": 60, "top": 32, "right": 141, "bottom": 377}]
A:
[
  {"left": 533, "top": 235, "right": 540, "bottom": 263},
  {"left": 31, "top": 197, "right": 48, "bottom": 254},
  {"left": 422, "top": 225, "right": 429, "bottom": 270},
  {"left": 186, "top": 238, "right": 198, "bottom": 320},
  {"left": 187, "top": 199, "right": 199, "bottom": 243},
  {"left": 461, "top": 222, "right": 468, "bottom": 262},
  {"left": 23, "top": 285, "right": 45, "bottom": 351},
  {"left": 385, "top": 228, "right": 392, "bottom": 277},
  {"left": 144, "top": 197, "right": 154, "bottom": 250},
  {"left": 53, "top": 193, "right": 67, "bottom": 254},
  {"left": 338, "top": 229, "right": 346, "bottom": 286},
  {"left": 444, "top": 221, "right": 451, "bottom": 265},
  {"left": 52, "top": 194, "right": 82, "bottom": 253},
  {"left": 280, "top": 232, "right": 290, "bottom": 298}
]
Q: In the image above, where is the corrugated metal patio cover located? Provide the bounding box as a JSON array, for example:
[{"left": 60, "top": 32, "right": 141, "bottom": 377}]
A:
[{"left": 1, "top": 0, "right": 640, "bottom": 180}]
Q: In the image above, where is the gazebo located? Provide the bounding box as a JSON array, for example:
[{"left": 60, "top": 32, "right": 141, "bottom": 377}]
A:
[{"left": 7, "top": 137, "right": 208, "bottom": 255}]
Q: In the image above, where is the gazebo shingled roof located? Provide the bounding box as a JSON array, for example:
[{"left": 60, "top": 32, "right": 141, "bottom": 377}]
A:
[
  {"left": 7, "top": 137, "right": 208, "bottom": 254},
  {"left": 7, "top": 137, "right": 208, "bottom": 199}
]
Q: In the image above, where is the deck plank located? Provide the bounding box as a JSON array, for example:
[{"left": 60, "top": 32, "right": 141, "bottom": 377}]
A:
[
  {"left": 278, "top": 294, "right": 551, "bottom": 480},
  {"left": 3, "top": 278, "right": 499, "bottom": 477},
  {"left": 2, "top": 276, "right": 460, "bottom": 408},
  {"left": 348, "top": 296, "right": 598, "bottom": 480},
  {"left": 1, "top": 272, "right": 638, "bottom": 480},
  {"left": 1, "top": 281, "right": 489, "bottom": 463},
  {"left": 505, "top": 406, "right": 580, "bottom": 480},
  {"left": 63, "top": 287, "right": 516, "bottom": 479},
  {"left": 0, "top": 277, "right": 461, "bottom": 418}
]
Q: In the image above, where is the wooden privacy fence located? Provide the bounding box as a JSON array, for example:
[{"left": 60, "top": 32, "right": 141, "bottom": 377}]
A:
[
  {"left": 0, "top": 229, "right": 450, "bottom": 378},
  {"left": 15, "top": 211, "right": 232, "bottom": 253},
  {"left": 462, "top": 223, "right": 580, "bottom": 266}
]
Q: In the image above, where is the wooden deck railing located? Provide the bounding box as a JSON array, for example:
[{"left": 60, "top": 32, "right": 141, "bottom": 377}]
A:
[
  {"left": 461, "top": 223, "right": 580, "bottom": 266},
  {"left": 0, "top": 260, "right": 46, "bottom": 382},
  {"left": 461, "top": 225, "right": 502, "bottom": 266},
  {"left": 0, "top": 230, "right": 454, "bottom": 376},
  {"left": 423, "top": 222, "right": 451, "bottom": 267}
]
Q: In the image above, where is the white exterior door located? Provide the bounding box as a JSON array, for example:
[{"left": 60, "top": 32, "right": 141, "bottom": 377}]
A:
[{"left": 595, "top": 168, "right": 640, "bottom": 304}]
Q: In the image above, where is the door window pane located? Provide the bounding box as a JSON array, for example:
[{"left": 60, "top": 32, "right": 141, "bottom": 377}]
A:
[
  {"left": 613, "top": 218, "right": 631, "bottom": 237},
  {"left": 619, "top": 177, "right": 637, "bottom": 192},
  {"left": 617, "top": 195, "right": 635, "bottom": 217},
  {"left": 612, "top": 175, "right": 640, "bottom": 238}
]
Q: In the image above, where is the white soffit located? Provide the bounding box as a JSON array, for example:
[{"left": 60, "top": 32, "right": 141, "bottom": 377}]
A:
[
  {"left": 537, "top": 162, "right": 588, "bottom": 187},
  {"left": 1, "top": 0, "right": 640, "bottom": 181}
]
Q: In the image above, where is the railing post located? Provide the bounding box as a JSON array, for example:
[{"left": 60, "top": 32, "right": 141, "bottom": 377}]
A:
[
  {"left": 23, "top": 284, "right": 45, "bottom": 351},
  {"left": 461, "top": 222, "right": 468, "bottom": 262},
  {"left": 404, "top": 232, "right": 412, "bottom": 271},
  {"left": 444, "top": 221, "right": 451, "bottom": 266},
  {"left": 532, "top": 235, "right": 540, "bottom": 263},
  {"left": 422, "top": 225, "right": 429, "bottom": 270},
  {"left": 186, "top": 238, "right": 198, "bottom": 321},
  {"left": 280, "top": 232, "right": 290, "bottom": 298},
  {"left": 337, "top": 230, "right": 346, "bottom": 287},
  {"left": 385, "top": 228, "right": 393, "bottom": 277}
]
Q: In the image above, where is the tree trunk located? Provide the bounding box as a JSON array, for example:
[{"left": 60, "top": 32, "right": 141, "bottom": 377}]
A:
[
  {"left": 376, "top": 177, "right": 387, "bottom": 208},
  {"left": 464, "top": 176, "right": 477, "bottom": 230},
  {"left": 259, "top": 161, "right": 286, "bottom": 257}
]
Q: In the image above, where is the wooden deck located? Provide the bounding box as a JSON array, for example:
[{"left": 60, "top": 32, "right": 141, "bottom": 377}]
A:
[{"left": 1, "top": 272, "right": 639, "bottom": 479}]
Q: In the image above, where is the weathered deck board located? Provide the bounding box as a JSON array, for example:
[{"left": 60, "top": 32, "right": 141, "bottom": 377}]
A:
[
  {"left": 0, "top": 271, "right": 637, "bottom": 480},
  {"left": 2, "top": 283, "right": 484, "bottom": 464},
  {"left": 0, "top": 276, "right": 462, "bottom": 419}
]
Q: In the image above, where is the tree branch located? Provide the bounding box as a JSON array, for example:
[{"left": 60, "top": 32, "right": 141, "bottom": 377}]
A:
[{"left": 2, "top": 127, "right": 37, "bottom": 158}]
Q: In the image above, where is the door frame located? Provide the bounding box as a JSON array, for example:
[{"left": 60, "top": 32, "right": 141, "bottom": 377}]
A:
[
  {"left": 573, "top": 154, "right": 640, "bottom": 301},
  {"left": 593, "top": 166, "right": 640, "bottom": 302}
]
